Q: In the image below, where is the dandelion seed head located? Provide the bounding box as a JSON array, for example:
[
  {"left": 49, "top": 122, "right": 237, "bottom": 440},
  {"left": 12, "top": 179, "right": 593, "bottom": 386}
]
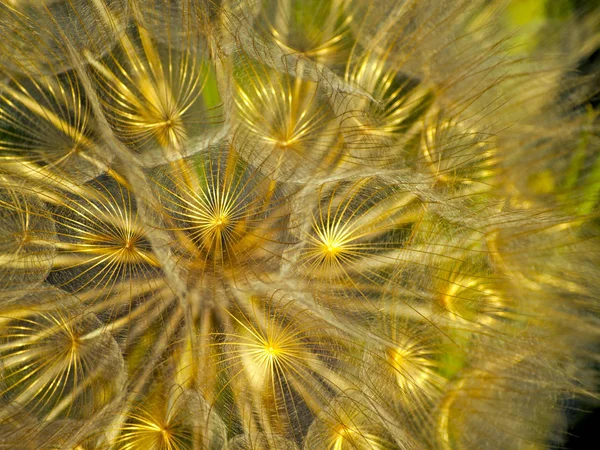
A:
[{"left": 0, "top": 0, "right": 598, "bottom": 449}]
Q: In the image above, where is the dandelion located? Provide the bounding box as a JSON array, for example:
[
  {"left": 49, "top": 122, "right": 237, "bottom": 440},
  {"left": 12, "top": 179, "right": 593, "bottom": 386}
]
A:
[{"left": 0, "top": 1, "right": 598, "bottom": 449}]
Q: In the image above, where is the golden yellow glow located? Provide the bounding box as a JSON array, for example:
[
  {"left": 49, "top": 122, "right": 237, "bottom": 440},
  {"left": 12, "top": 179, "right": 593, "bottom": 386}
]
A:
[
  {"left": 117, "top": 411, "right": 188, "bottom": 450},
  {"left": 188, "top": 201, "right": 235, "bottom": 254},
  {"left": 0, "top": 309, "right": 122, "bottom": 422},
  {"left": 87, "top": 18, "right": 209, "bottom": 153},
  {"left": 300, "top": 179, "right": 420, "bottom": 287},
  {"left": 386, "top": 346, "right": 431, "bottom": 391},
  {"left": 155, "top": 150, "right": 290, "bottom": 272},
  {"left": 329, "top": 425, "right": 359, "bottom": 450},
  {"left": 317, "top": 227, "right": 352, "bottom": 263},
  {"left": 327, "top": 425, "right": 388, "bottom": 450},
  {"left": 376, "top": 316, "right": 446, "bottom": 412},
  {"left": 258, "top": 0, "right": 355, "bottom": 64},
  {"left": 0, "top": 2, "right": 595, "bottom": 450},
  {"left": 48, "top": 180, "right": 158, "bottom": 297},
  {"left": 234, "top": 54, "right": 337, "bottom": 181}
]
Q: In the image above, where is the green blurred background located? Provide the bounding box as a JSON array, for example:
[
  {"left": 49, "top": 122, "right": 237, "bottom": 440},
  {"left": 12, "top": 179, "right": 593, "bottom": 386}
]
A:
[{"left": 511, "top": 1, "right": 599, "bottom": 449}]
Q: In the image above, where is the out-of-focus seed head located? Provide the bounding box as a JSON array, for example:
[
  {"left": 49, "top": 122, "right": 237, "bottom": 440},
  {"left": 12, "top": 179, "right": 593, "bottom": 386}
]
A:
[{"left": 0, "top": 1, "right": 598, "bottom": 449}]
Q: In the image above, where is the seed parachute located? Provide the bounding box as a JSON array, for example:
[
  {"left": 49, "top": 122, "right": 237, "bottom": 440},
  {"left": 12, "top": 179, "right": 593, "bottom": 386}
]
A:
[{"left": 0, "top": 1, "right": 598, "bottom": 449}]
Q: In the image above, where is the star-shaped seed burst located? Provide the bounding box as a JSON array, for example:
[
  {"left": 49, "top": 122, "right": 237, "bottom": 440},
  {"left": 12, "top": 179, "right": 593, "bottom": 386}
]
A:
[{"left": 0, "top": 1, "right": 598, "bottom": 449}]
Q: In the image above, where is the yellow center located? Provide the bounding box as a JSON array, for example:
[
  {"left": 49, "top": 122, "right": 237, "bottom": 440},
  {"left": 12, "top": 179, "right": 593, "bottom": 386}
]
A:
[
  {"left": 266, "top": 344, "right": 280, "bottom": 358},
  {"left": 211, "top": 213, "right": 229, "bottom": 230},
  {"left": 331, "top": 425, "right": 358, "bottom": 450},
  {"left": 322, "top": 235, "right": 344, "bottom": 257}
]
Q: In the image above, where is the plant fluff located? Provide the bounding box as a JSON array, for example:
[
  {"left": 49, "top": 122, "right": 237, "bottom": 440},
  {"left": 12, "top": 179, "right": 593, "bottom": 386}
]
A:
[{"left": 0, "top": 1, "right": 598, "bottom": 449}]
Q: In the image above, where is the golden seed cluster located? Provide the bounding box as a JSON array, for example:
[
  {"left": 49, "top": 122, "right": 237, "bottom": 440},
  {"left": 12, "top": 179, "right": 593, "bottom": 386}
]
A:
[{"left": 0, "top": 1, "right": 598, "bottom": 449}]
